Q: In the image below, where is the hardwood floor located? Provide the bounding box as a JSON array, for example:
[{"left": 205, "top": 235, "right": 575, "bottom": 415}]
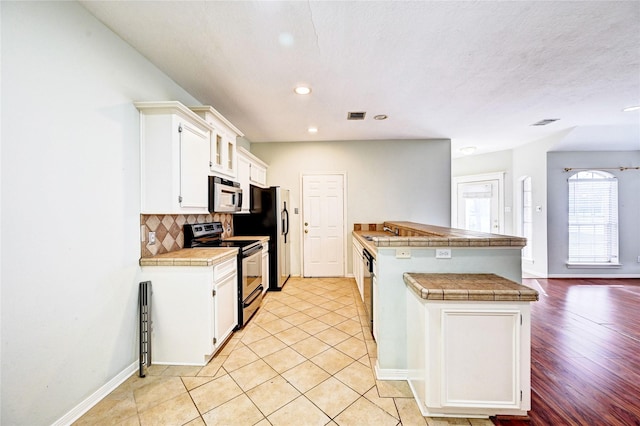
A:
[{"left": 495, "top": 278, "right": 640, "bottom": 426}]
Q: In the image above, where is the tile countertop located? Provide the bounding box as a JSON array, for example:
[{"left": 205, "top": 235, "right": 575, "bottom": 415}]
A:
[
  {"left": 404, "top": 273, "right": 539, "bottom": 302},
  {"left": 139, "top": 248, "right": 238, "bottom": 267},
  {"left": 353, "top": 221, "right": 527, "bottom": 249}
]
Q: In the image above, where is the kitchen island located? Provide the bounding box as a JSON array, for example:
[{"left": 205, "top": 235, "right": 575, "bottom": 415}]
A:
[
  {"left": 352, "top": 221, "right": 534, "bottom": 416},
  {"left": 405, "top": 273, "right": 538, "bottom": 418}
]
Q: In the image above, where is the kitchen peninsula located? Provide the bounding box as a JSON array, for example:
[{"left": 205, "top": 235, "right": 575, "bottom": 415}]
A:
[{"left": 353, "top": 221, "right": 537, "bottom": 418}]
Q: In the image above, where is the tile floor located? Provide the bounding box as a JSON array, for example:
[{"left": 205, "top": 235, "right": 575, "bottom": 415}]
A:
[{"left": 75, "top": 277, "right": 493, "bottom": 426}]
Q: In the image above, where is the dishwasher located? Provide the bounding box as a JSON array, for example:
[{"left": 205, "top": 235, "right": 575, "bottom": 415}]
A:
[{"left": 363, "top": 249, "right": 374, "bottom": 338}]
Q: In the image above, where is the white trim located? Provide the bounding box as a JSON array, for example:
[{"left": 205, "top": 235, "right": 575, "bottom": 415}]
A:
[
  {"left": 548, "top": 273, "right": 640, "bottom": 278},
  {"left": 51, "top": 361, "right": 138, "bottom": 426},
  {"left": 374, "top": 361, "right": 408, "bottom": 381},
  {"left": 452, "top": 172, "right": 505, "bottom": 233},
  {"left": 299, "top": 172, "right": 348, "bottom": 277},
  {"left": 566, "top": 263, "right": 622, "bottom": 269}
]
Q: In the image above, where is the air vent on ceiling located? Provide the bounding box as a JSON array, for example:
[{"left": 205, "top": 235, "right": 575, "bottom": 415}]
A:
[
  {"left": 531, "top": 118, "right": 560, "bottom": 126},
  {"left": 347, "top": 111, "right": 366, "bottom": 120}
]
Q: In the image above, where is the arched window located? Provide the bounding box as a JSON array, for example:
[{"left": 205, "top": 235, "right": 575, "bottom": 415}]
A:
[{"left": 568, "top": 170, "right": 618, "bottom": 264}]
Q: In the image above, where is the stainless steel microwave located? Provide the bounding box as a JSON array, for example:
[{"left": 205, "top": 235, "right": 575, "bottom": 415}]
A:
[{"left": 209, "top": 176, "right": 242, "bottom": 213}]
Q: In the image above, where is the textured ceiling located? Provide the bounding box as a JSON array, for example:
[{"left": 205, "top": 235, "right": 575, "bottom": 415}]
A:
[{"left": 80, "top": 1, "right": 640, "bottom": 157}]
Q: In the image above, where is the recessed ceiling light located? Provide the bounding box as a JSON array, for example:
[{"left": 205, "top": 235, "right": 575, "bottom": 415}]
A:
[
  {"left": 459, "top": 146, "right": 477, "bottom": 155},
  {"left": 294, "top": 86, "right": 311, "bottom": 95},
  {"left": 373, "top": 114, "right": 388, "bottom": 120},
  {"left": 308, "top": 127, "right": 318, "bottom": 133},
  {"left": 622, "top": 105, "right": 640, "bottom": 112}
]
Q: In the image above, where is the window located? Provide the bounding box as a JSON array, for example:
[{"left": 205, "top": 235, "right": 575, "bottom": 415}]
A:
[
  {"left": 520, "top": 177, "right": 533, "bottom": 261},
  {"left": 568, "top": 170, "right": 619, "bottom": 265}
]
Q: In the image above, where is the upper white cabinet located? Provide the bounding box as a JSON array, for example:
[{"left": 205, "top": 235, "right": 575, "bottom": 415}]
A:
[
  {"left": 237, "top": 147, "right": 268, "bottom": 213},
  {"left": 190, "top": 106, "right": 243, "bottom": 180},
  {"left": 136, "top": 101, "right": 212, "bottom": 214}
]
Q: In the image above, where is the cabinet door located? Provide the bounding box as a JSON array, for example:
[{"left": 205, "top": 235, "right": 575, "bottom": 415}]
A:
[
  {"left": 214, "top": 272, "right": 238, "bottom": 349},
  {"left": 249, "top": 162, "right": 267, "bottom": 187},
  {"left": 180, "top": 122, "right": 210, "bottom": 209},
  {"left": 210, "top": 131, "right": 223, "bottom": 173}
]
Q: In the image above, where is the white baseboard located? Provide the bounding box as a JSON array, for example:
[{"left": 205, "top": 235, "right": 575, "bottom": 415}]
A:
[
  {"left": 547, "top": 273, "right": 640, "bottom": 278},
  {"left": 52, "top": 361, "right": 138, "bottom": 426},
  {"left": 374, "top": 360, "right": 407, "bottom": 381}
]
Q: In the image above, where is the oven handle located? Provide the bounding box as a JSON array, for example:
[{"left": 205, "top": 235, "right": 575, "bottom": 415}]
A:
[
  {"left": 244, "top": 285, "right": 264, "bottom": 307},
  {"left": 243, "top": 244, "right": 263, "bottom": 258}
]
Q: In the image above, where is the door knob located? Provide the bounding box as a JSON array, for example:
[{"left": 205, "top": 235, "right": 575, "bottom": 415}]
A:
[
  {"left": 305, "top": 222, "right": 308, "bottom": 226},
  {"left": 305, "top": 230, "right": 308, "bottom": 233}
]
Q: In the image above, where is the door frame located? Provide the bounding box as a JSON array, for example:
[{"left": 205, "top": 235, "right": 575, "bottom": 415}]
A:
[
  {"left": 452, "top": 172, "right": 505, "bottom": 233},
  {"left": 299, "top": 171, "right": 348, "bottom": 277}
]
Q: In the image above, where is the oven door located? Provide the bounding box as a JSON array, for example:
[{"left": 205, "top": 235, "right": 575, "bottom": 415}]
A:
[{"left": 242, "top": 245, "right": 263, "bottom": 299}]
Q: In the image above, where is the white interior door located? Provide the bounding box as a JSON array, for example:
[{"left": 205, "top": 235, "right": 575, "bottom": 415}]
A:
[
  {"left": 452, "top": 173, "right": 504, "bottom": 234},
  {"left": 302, "top": 174, "right": 345, "bottom": 277}
]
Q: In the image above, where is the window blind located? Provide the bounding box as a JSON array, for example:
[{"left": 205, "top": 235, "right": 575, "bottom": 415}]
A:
[{"left": 568, "top": 171, "right": 618, "bottom": 264}]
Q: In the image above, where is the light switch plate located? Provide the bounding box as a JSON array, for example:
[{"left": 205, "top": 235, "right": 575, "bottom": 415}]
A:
[{"left": 435, "top": 248, "right": 452, "bottom": 259}]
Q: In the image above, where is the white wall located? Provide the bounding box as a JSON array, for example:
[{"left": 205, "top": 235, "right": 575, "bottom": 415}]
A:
[
  {"left": 547, "top": 151, "right": 640, "bottom": 277},
  {"left": 1, "top": 2, "right": 201, "bottom": 424},
  {"left": 251, "top": 140, "right": 452, "bottom": 276}
]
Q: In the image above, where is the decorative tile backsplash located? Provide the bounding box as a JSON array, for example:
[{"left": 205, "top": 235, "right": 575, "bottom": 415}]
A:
[{"left": 140, "top": 213, "right": 233, "bottom": 258}]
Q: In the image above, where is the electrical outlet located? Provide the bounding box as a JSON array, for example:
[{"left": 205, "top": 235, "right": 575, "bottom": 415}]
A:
[
  {"left": 149, "top": 231, "right": 156, "bottom": 245},
  {"left": 395, "top": 248, "right": 411, "bottom": 259},
  {"left": 435, "top": 248, "right": 452, "bottom": 259}
]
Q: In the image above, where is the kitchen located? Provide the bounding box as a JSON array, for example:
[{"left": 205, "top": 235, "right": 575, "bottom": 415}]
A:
[{"left": 2, "top": 2, "right": 639, "bottom": 426}]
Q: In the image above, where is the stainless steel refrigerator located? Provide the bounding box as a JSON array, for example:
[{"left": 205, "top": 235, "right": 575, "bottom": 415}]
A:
[{"left": 233, "top": 186, "right": 290, "bottom": 290}]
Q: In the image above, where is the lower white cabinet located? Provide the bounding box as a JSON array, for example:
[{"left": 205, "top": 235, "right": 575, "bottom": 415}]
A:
[
  {"left": 141, "top": 256, "right": 237, "bottom": 365},
  {"left": 406, "top": 289, "right": 531, "bottom": 418},
  {"left": 352, "top": 238, "right": 364, "bottom": 301},
  {"left": 262, "top": 242, "right": 269, "bottom": 293}
]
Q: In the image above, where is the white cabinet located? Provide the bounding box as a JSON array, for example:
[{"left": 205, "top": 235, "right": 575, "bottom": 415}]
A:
[
  {"left": 136, "top": 101, "right": 212, "bottom": 214},
  {"left": 141, "top": 256, "right": 238, "bottom": 365},
  {"left": 262, "top": 242, "right": 269, "bottom": 294},
  {"left": 352, "top": 238, "right": 364, "bottom": 301},
  {"left": 190, "top": 106, "right": 243, "bottom": 180},
  {"left": 237, "top": 147, "right": 269, "bottom": 213},
  {"left": 406, "top": 291, "right": 531, "bottom": 418}
]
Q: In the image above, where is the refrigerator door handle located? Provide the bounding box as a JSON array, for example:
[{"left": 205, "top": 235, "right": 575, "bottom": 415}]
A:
[{"left": 282, "top": 202, "right": 289, "bottom": 243}]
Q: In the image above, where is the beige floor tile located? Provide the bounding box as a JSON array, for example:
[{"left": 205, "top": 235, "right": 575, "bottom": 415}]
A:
[
  {"left": 395, "top": 397, "right": 427, "bottom": 426},
  {"left": 426, "top": 418, "right": 472, "bottom": 426},
  {"left": 334, "top": 336, "right": 368, "bottom": 359},
  {"left": 228, "top": 359, "right": 278, "bottom": 391},
  {"left": 293, "top": 300, "right": 317, "bottom": 312},
  {"left": 119, "top": 415, "right": 142, "bottom": 426},
  {"left": 314, "top": 326, "right": 351, "bottom": 346},
  {"left": 335, "top": 296, "right": 355, "bottom": 306},
  {"left": 304, "top": 377, "right": 360, "bottom": 418},
  {"left": 334, "top": 396, "right": 398, "bottom": 426},
  {"left": 376, "top": 379, "right": 414, "bottom": 398},
  {"left": 281, "top": 311, "right": 314, "bottom": 326},
  {"left": 138, "top": 392, "right": 199, "bottom": 426},
  {"left": 274, "top": 325, "right": 312, "bottom": 346},
  {"left": 240, "top": 324, "right": 272, "bottom": 344},
  {"left": 269, "top": 305, "right": 300, "bottom": 317},
  {"left": 201, "top": 394, "right": 265, "bottom": 426},
  {"left": 189, "top": 374, "right": 243, "bottom": 414},
  {"left": 267, "top": 395, "right": 331, "bottom": 426},
  {"left": 316, "top": 311, "right": 349, "bottom": 327},
  {"left": 221, "top": 345, "right": 259, "bottom": 372},
  {"left": 262, "top": 346, "right": 308, "bottom": 373},
  {"left": 468, "top": 419, "right": 494, "bottom": 426},
  {"left": 334, "top": 360, "right": 376, "bottom": 394},
  {"left": 216, "top": 338, "right": 240, "bottom": 356},
  {"left": 161, "top": 365, "right": 202, "bottom": 377},
  {"left": 310, "top": 347, "right": 355, "bottom": 375},
  {"left": 197, "top": 355, "right": 227, "bottom": 377},
  {"left": 297, "top": 318, "right": 332, "bottom": 334},
  {"left": 333, "top": 318, "right": 362, "bottom": 335},
  {"left": 363, "top": 387, "right": 399, "bottom": 420},
  {"left": 133, "top": 376, "right": 187, "bottom": 413},
  {"left": 246, "top": 335, "right": 288, "bottom": 357},
  {"left": 254, "top": 419, "right": 272, "bottom": 426},
  {"left": 72, "top": 393, "right": 138, "bottom": 425},
  {"left": 246, "top": 375, "right": 301, "bottom": 416},
  {"left": 281, "top": 360, "right": 331, "bottom": 393},
  {"left": 302, "top": 306, "right": 331, "bottom": 318},
  {"left": 322, "top": 300, "right": 346, "bottom": 311},
  {"left": 145, "top": 364, "right": 169, "bottom": 376},
  {"left": 260, "top": 317, "right": 294, "bottom": 334},
  {"left": 253, "top": 310, "right": 280, "bottom": 325},
  {"left": 181, "top": 376, "right": 214, "bottom": 391},
  {"left": 290, "top": 336, "right": 331, "bottom": 359},
  {"left": 184, "top": 417, "right": 205, "bottom": 426}
]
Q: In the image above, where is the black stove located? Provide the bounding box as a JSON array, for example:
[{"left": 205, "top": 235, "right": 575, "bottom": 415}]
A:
[{"left": 184, "top": 222, "right": 260, "bottom": 252}]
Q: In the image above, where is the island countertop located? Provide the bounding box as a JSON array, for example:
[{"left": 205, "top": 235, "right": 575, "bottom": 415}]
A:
[
  {"left": 353, "top": 221, "right": 526, "bottom": 249},
  {"left": 139, "top": 247, "right": 237, "bottom": 267},
  {"left": 404, "top": 272, "right": 539, "bottom": 302}
]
